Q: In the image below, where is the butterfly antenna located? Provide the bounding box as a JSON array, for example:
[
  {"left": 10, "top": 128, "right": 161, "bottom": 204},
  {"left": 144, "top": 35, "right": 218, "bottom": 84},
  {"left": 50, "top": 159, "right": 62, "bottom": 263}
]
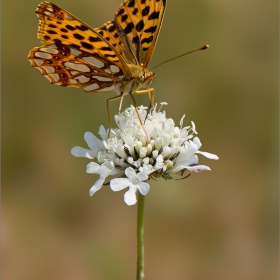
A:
[{"left": 150, "top": 45, "right": 209, "bottom": 71}]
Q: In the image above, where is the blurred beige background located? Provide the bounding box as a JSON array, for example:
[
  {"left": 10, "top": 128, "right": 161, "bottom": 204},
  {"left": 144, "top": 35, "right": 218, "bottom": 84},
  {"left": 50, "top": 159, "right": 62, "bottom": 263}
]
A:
[{"left": 2, "top": 0, "right": 278, "bottom": 279}]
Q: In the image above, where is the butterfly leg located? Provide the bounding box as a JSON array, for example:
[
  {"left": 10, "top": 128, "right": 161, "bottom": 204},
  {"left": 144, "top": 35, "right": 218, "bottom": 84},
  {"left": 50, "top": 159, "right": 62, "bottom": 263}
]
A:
[
  {"left": 106, "top": 94, "right": 123, "bottom": 137},
  {"left": 118, "top": 95, "right": 125, "bottom": 114},
  {"left": 128, "top": 94, "right": 150, "bottom": 143},
  {"left": 135, "top": 88, "right": 155, "bottom": 108}
]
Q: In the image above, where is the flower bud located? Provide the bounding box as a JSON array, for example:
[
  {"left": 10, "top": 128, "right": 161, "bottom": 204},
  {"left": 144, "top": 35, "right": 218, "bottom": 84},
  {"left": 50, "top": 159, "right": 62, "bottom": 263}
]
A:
[
  {"left": 161, "top": 146, "right": 171, "bottom": 158},
  {"left": 146, "top": 144, "right": 152, "bottom": 156},
  {"left": 139, "top": 135, "right": 147, "bottom": 146},
  {"left": 139, "top": 147, "right": 147, "bottom": 158},
  {"left": 135, "top": 141, "right": 142, "bottom": 154},
  {"left": 152, "top": 150, "right": 158, "bottom": 159},
  {"left": 155, "top": 137, "right": 162, "bottom": 151},
  {"left": 165, "top": 160, "right": 174, "bottom": 169}
]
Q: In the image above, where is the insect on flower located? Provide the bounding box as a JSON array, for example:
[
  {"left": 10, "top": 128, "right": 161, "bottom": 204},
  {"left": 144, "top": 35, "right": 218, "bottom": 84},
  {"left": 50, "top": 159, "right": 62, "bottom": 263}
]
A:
[{"left": 28, "top": 0, "right": 208, "bottom": 135}]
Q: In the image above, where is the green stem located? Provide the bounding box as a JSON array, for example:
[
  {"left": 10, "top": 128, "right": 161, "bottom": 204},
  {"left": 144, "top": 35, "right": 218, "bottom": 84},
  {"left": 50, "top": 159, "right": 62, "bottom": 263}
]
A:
[{"left": 136, "top": 193, "right": 145, "bottom": 280}]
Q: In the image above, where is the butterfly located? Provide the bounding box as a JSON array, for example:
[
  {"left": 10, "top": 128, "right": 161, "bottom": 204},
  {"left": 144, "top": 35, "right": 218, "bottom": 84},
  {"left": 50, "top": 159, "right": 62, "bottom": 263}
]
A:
[{"left": 28, "top": 0, "right": 166, "bottom": 114}]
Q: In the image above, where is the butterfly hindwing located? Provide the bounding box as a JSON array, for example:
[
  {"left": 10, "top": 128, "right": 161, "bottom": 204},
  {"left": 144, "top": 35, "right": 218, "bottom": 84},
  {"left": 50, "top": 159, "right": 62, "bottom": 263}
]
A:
[{"left": 29, "top": 43, "right": 124, "bottom": 92}]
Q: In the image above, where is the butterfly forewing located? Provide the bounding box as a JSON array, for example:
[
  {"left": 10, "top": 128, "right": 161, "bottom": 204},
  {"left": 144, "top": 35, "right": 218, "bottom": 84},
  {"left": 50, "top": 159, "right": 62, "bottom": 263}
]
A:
[
  {"left": 114, "top": 0, "right": 166, "bottom": 67},
  {"left": 33, "top": 2, "right": 131, "bottom": 74},
  {"left": 94, "top": 21, "right": 129, "bottom": 63}
]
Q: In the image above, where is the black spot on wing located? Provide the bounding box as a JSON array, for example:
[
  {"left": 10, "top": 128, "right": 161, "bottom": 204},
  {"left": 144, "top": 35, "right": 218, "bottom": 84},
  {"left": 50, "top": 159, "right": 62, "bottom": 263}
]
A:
[
  {"left": 44, "top": 35, "right": 51, "bottom": 40},
  {"left": 66, "top": 24, "right": 76, "bottom": 31},
  {"left": 48, "top": 24, "right": 57, "bottom": 28},
  {"left": 141, "top": 36, "right": 153, "bottom": 44},
  {"left": 104, "top": 54, "right": 117, "bottom": 58},
  {"left": 76, "top": 25, "right": 89, "bottom": 31},
  {"left": 89, "top": 36, "right": 102, "bottom": 42},
  {"left": 108, "top": 24, "right": 116, "bottom": 32},
  {"left": 121, "top": 14, "right": 128, "bottom": 22},
  {"left": 54, "top": 39, "right": 62, "bottom": 44},
  {"left": 73, "top": 33, "right": 84, "bottom": 40},
  {"left": 69, "top": 43, "right": 80, "bottom": 49},
  {"left": 132, "top": 36, "right": 139, "bottom": 43},
  {"left": 117, "top": 8, "right": 125, "bottom": 16},
  {"left": 136, "top": 20, "right": 144, "bottom": 32},
  {"left": 100, "top": 47, "right": 113, "bottom": 51},
  {"left": 81, "top": 42, "right": 93, "bottom": 50},
  {"left": 60, "top": 28, "right": 68, "bottom": 32},
  {"left": 142, "top": 6, "right": 150, "bottom": 16},
  {"left": 47, "top": 30, "right": 57, "bottom": 34},
  {"left": 132, "top": 8, "right": 138, "bottom": 15},
  {"left": 61, "top": 35, "right": 69, "bottom": 39},
  {"left": 124, "top": 22, "right": 134, "bottom": 34},
  {"left": 141, "top": 0, "right": 146, "bottom": 3},
  {"left": 148, "top": 11, "right": 160, "bottom": 20},
  {"left": 144, "top": 25, "right": 157, "bottom": 33},
  {"left": 127, "top": 0, "right": 135, "bottom": 7}
]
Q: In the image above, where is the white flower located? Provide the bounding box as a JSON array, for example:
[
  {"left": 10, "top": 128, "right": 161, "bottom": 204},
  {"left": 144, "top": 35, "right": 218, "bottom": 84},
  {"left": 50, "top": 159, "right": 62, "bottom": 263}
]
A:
[
  {"left": 86, "top": 161, "right": 121, "bottom": 196},
  {"left": 110, "top": 167, "right": 150, "bottom": 206},
  {"left": 71, "top": 126, "right": 107, "bottom": 159},
  {"left": 71, "top": 103, "right": 218, "bottom": 205}
]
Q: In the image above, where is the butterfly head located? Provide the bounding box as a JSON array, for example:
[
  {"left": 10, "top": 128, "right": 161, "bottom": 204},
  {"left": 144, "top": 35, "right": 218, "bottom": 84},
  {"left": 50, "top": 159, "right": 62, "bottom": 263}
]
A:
[
  {"left": 130, "top": 64, "right": 155, "bottom": 89},
  {"left": 139, "top": 69, "right": 155, "bottom": 88}
]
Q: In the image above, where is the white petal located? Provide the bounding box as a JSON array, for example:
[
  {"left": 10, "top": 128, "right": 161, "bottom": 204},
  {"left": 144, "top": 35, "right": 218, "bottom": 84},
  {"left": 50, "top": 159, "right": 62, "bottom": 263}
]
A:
[
  {"left": 196, "top": 151, "right": 219, "bottom": 160},
  {"left": 124, "top": 187, "right": 137, "bottom": 205},
  {"left": 98, "top": 125, "right": 107, "bottom": 140},
  {"left": 180, "top": 114, "right": 185, "bottom": 127},
  {"left": 102, "top": 161, "right": 121, "bottom": 175},
  {"left": 125, "top": 167, "right": 136, "bottom": 179},
  {"left": 188, "top": 140, "right": 199, "bottom": 152},
  {"left": 180, "top": 154, "right": 199, "bottom": 166},
  {"left": 71, "top": 146, "right": 94, "bottom": 158},
  {"left": 89, "top": 177, "right": 105, "bottom": 196},
  {"left": 102, "top": 160, "right": 114, "bottom": 170},
  {"left": 186, "top": 165, "right": 211, "bottom": 172},
  {"left": 86, "top": 162, "right": 101, "bottom": 174},
  {"left": 110, "top": 178, "right": 130, "bottom": 191},
  {"left": 137, "top": 170, "right": 148, "bottom": 182},
  {"left": 84, "top": 132, "right": 103, "bottom": 155},
  {"left": 169, "top": 165, "right": 185, "bottom": 173},
  {"left": 138, "top": 182, "right": 150, "bottom": 195},
  {"left": 193, "top": 137, "right": 201, "bottom": 148},
  {"left": 99, "top": 165, "right": 114, "bottom": 178},
  {"left": 191, "top": 121, "right": 198, "bottom": 134}
]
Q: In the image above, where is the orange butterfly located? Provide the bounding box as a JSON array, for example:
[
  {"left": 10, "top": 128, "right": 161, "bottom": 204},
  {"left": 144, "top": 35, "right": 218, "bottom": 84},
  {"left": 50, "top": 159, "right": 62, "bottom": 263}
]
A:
[{"left": 28, "top": 0, "right": 167, "bottom": 117}]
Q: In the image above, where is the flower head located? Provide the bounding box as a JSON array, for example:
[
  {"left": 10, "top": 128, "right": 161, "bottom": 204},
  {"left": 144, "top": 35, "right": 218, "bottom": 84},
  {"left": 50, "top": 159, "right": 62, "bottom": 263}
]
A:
[{"left": 71, "top": 103, "right": 218, "bottom": 205}]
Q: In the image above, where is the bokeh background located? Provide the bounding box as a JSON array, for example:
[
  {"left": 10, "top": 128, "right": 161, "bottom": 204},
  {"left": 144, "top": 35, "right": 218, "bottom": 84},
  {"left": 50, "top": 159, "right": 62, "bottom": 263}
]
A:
[{"left": 2, "top": 0, "right": 278, "bottom": 279}]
